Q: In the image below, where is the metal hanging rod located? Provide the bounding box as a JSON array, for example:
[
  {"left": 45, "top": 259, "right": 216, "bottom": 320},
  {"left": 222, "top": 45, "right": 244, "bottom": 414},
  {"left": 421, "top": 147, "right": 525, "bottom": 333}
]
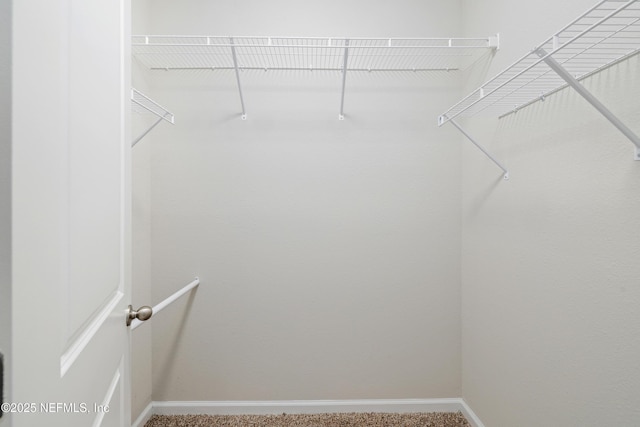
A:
[
  {"left": 439, "top": 0, "right": 640, "bottom": 176},
  {"left": 131, "top": 88, "right": 175, "bottom": 147}
]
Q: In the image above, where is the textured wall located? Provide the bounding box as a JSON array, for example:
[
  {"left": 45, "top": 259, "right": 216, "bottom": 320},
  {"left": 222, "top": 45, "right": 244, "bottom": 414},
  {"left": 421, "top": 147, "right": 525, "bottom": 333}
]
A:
[
  {"left": 141, "top": 0, "right": 465, "bottom": 401},
  {"left": 461, "top": 1, "right": 640, "bottom": 426}
]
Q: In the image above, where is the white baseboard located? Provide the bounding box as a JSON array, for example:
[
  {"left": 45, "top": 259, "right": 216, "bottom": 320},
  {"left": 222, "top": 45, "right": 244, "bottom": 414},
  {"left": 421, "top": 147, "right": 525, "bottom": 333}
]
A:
[
  {"left": 459, "top": 399, "right": 486, "bottom": 427},
  {"left": 131, "top": 402, "right": 153, "bottom": 427},
  {"left": 133, "top": 398, "right": 485, "bottom": 427}
]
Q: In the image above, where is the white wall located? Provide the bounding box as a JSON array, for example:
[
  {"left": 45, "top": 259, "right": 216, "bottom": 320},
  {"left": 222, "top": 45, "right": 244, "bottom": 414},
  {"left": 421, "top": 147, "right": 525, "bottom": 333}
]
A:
[
  {"left": 461, "top": 1, "right": 640, "bottom": 426},
  {"left": 140, "top": 0, "right": 465, "bottom": 401},
  {"left": 0, "top": 0, "right": 11, "bottom": 424}
]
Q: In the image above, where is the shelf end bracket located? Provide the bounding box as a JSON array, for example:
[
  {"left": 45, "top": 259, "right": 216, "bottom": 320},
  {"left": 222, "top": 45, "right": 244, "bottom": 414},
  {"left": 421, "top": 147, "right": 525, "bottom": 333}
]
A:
[
  {"left": 131, "top": 88, "right": 175, "bottom": 147},
  {"left": 448, "top": 118, "right": 509, "bottom": 180},
  {"left": 338, "top": 39, "right": 350, "bottom": 120},
  {"left": 230, "top": 37, "right": 247, "bottom": 120},
  {"left": 132, "top": 115, "right": 166, "bottom": 147},
  {"left": 536, "top": 48, "right": 640, "bottom": 158}
]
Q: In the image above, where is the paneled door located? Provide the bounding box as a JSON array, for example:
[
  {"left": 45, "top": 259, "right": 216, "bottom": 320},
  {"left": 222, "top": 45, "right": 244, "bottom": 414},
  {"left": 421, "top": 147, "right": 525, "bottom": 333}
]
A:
[{"left": 11, "top": 0, "right": 132, "bottom": 426}]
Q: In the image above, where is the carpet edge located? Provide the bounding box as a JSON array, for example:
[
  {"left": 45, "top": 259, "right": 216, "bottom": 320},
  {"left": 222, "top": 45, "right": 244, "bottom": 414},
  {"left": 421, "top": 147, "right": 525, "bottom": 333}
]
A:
[{"left": 137, "top": 399, "right": 486, "bottom": 427}]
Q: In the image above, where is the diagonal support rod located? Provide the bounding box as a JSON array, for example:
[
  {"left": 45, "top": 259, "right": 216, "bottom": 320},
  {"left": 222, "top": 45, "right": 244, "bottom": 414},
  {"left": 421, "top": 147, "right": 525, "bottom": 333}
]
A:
[
  {"left": 131, "top": 88, "right": 174, "bottom": 146},
  {"left": 338, "top": 39, "right": 350, "bottom": 120},
  {"left": 536, "top": 48, "right": 640, "bottom": 159},
  {"left": 132, "top": 115, "right": 165, "bottom": 147},
  {"left": 449, "top": 118, "right": 509, "bottom": 180},
  {"left": 229, "top": 37, "right": 247, "bottom": 120}
]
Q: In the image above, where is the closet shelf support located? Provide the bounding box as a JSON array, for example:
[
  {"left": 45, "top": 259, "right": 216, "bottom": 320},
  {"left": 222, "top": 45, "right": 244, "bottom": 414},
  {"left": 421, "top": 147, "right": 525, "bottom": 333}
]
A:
[
  {"left": 229, "top": 37, "right": 247, "bottom": 120},
  {"left": 131, "top": 88, "right": 175, "bottom": 147},
  {"left": 130, "top": 277, "right": 200, "bottom": 330},
  {"left": 132, "top": 114, "right": 167, "bottom": 147},
  {"left": 535, "top": 48, "right": 640, "bottom": 160},
  {"left": 338, "top": 39, "right": 350, "bottom": 120},
  {"left": 447, "top": 117, "right": 509, "bottom": 180}
]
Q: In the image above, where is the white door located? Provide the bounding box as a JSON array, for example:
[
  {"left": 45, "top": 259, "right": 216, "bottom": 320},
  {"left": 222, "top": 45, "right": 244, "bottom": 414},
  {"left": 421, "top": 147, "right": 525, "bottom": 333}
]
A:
[{"left": 12, "top": 0, "right": 132, "bottom": 426}]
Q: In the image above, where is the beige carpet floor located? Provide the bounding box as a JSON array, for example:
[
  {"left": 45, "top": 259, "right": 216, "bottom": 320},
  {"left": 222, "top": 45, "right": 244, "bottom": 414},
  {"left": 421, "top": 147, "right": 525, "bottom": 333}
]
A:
[{"left": 144, "top": 412, "right": 471, "bottom": 426}]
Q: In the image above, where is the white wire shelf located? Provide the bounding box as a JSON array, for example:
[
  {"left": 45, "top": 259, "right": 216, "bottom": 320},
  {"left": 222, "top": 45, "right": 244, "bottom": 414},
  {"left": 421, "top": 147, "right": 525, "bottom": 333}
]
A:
[
  {"left": 439, "top": 0, "right": 640, "bottom": 178},
  {"left": 131, "top": 88, "right": 174, "bottom": 147},
  {"left": 131, "top": 88, "right": 174, "bottom": 123},
  {"left": 132, "top": 35, "right": 498, "bottom": 72},
  {"left": 439, "top": 0, "right": 640, "bottom": 124},
  {"left": 132, "top": 35, "right": 498, "bottom": 120}
]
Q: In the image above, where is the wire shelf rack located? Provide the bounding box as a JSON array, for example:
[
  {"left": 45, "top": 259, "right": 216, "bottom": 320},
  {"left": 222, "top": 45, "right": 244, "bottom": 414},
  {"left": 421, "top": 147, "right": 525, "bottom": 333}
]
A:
[
  {"left": 439, "top": 0, "right": 640, "bottom": 124},
  {"left": 133, "top": 35, "right": 497, "bottom": 120},
  {"left": 132, "top": 36, "right": 498, "bottom": 73},
  {"left": 438, "top": 0, "right": 640, "bottom": 179},
  {"left": 131, "top": 88, "right": 174, "bottom": 124},
  {"left": 131, "top": 88, "right": 174, "bottom": 147}
]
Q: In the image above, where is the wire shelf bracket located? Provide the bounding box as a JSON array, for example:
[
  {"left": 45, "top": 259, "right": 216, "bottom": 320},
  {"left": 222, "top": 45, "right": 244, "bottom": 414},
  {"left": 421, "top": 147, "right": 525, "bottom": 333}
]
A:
[
  {"left": 439, "top": 0, "right": 640, "bottom": 173},
  {"left": 131, "top": 88, "right": 175, "bottom": 147},
  {"left": 339, "top": 39, "right": 350, "bottom": 120},
  {"left": 535, "top": 47, "right": 640, "bottom": 155},
  {"left": 229, "top": 37, "right": 247, "bottom": 120},
  {"left": 132, "top": 35, "right": 499, "bottom": 120},
  {"left": 449, "top": 118, "right": 509, "bottom": 180},
  {"left": 130, "top": 277, "right": 200, "bottom": 330}
]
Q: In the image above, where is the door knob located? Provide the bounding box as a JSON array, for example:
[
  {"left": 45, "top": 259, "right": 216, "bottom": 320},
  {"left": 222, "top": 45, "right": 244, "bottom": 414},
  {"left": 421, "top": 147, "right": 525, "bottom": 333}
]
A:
[{"left": 127, "top": 305, "right": 153, "bottom": 326}]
